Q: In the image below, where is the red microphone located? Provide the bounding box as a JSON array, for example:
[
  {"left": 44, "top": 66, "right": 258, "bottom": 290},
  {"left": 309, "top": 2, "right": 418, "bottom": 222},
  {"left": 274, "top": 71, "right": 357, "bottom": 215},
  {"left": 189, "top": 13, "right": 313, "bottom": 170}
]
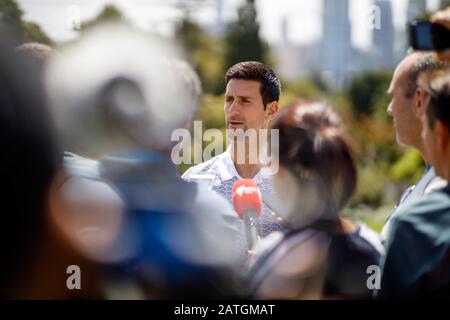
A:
[{"left": 232, "top": 179, "right": 262, "bottom": 250}]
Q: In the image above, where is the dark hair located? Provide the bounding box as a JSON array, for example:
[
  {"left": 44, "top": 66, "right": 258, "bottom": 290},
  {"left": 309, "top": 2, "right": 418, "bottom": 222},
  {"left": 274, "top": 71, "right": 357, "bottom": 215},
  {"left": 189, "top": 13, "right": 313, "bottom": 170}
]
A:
[
  {"left": 0, "top": 42, "right": 61, "bottom": 295},
  {"left": 418, "top": 66, "right": 450, "bottom": 130},
  {"left": 225, "top": 61, "right": 281, "bottom": 109},
  {"left": 404, "top": 55, "right": 448, "bottom": 98},
  {"left": 271, "top": 100, "right": 356, "bottom": 216}
]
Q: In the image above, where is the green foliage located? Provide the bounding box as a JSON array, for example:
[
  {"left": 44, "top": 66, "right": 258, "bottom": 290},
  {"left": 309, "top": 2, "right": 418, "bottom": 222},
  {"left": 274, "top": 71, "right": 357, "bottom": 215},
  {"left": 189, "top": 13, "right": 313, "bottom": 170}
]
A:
[
  {"left": 195, "top": 94, "right": 226, "bottom": 130},
  {"left": 23, "top": 21, "right": 52, "bottom": 45},
  {"left": 224, "top": 0, "right": 270, "bottom": 71},
  {"left": 0, "top": 0, "right": 23, "bottom": 30},
  {"left": 347, "top": 70, "right": 392, "bottom": 118},
  {"left": 282, "top": 78, "right": 323, "bottom": 100},
  {"left": 352, "top": 165, "right": 388, "bottom": 208},
  {"left": 389, "top": 148, "right": 425, "bottom": 183},
  {"left": 81, "top": 4, "right": 124, "bottom": 30},
  {"left": 343, "top": 204, "right": 394, "bottom": 233},
  {"left": 371, "top": 87, "right": 391, "bottom": 122},
  {"left": 175, "top": 0, "right": 271, "bottom": 94},
  {"left": 277, "top": 76, "right": 336, "bottom": 115},
  {"left": 0, "top": 0, "right": 53, "bottom": 46},
  {"left": 177, "top": 94, "right": 227, "bottom": 175},
  {"left": 175, "top": 19, "right": 225, "bottom": 94},
  {"left": 176, "top": 19, "right": 203, "bottom": 54},
  {"left": 310, "top": 74, "right": 331, "bottom": 93}
]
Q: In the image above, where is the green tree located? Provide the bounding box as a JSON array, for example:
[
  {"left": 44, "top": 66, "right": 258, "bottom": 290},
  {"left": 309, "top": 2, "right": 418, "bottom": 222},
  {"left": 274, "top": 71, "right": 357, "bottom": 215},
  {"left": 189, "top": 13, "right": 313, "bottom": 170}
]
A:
[
  {"left": 176, "top": 18, "right": 203, "bottom": 55},
  {"left": 347, "top": 70, "right": 392, "bottom": 118},
  {"left": 175, "top": 0, "right": 225, "bottom": 94},
  {"left": 224, "top": 0, "right": 270, "bottom": 72},
  {"left": 23, "top": 21, "right": 52, "bottom": 45},
  {"left": 389, "top": 148, "right": 425, "bottom": 183},
  {"left": 0, "top": 0, "right": 52, "bottom": 45},
  {"left": 81, "top": 4, "right": 124, "bottom": 31},
  {"left": 0, "top": 0, "right": 24, "bottom": 40}
]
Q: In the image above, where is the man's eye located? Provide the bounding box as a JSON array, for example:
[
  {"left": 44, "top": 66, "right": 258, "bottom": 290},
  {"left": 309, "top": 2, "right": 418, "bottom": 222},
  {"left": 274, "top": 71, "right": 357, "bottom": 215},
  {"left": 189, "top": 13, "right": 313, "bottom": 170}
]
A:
[{"left": 225, "top": 98, "right": 233, "bottom": 103}]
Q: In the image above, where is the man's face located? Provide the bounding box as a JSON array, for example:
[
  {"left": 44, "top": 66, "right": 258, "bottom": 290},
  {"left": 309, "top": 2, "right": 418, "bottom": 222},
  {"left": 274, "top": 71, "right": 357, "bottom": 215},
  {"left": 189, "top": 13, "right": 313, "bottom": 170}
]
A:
[
  {"left": 224, "top": 79, "right": 275, "bottom": 131},
  {"left": 387, "top": 59, "right": 422, "bottom": 147}
]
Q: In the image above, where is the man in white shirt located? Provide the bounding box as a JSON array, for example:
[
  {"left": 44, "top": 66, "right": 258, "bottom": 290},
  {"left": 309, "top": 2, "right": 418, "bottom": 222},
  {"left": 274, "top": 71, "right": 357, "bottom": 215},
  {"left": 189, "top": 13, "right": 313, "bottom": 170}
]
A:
[{"left": 182, "top": 61, "right": 284, "bottom": 258}]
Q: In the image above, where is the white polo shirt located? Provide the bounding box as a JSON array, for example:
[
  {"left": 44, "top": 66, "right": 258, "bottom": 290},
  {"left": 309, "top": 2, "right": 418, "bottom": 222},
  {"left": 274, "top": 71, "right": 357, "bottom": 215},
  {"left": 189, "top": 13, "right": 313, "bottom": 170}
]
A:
[{"left": 182, "top": 146, "right": 285, "bottom": 261}]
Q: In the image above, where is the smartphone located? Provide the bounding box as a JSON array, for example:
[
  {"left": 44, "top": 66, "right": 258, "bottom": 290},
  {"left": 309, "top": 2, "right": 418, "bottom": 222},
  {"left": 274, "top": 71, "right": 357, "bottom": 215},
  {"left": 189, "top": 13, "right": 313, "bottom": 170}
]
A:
[{"left": 409, "top": 20, "right": 450, "bottom": 51}]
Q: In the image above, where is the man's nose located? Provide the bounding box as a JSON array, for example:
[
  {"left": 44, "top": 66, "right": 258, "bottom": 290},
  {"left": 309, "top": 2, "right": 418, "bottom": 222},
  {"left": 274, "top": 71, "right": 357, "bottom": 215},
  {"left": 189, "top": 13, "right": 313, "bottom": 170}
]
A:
[
  {"left": 228, "top": 101, "right": 240, "bottom": 116},
  {"left": 387, "top": 102, "right": 393, "bottom": 116}
]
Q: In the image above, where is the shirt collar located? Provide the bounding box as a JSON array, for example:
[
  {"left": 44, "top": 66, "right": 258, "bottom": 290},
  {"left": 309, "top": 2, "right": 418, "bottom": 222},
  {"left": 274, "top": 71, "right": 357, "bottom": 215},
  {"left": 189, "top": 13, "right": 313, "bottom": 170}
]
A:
[{"left": 217, "top": 145, "right": 273, "bottom": 184}]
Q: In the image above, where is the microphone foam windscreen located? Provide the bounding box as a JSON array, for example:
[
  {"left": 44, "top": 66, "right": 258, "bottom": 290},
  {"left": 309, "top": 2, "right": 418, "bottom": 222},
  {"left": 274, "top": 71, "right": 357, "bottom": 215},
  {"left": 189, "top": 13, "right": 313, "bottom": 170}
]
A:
[{"left": 232, "top": 179, "right": 262, "bottom": 219}]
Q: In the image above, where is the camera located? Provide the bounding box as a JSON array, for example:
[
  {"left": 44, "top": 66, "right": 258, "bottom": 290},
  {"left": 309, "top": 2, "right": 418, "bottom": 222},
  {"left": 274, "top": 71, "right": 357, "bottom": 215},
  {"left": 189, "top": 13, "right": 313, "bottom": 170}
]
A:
[{"left": 409, "top": 20, "right": 450, "bottom": 51}]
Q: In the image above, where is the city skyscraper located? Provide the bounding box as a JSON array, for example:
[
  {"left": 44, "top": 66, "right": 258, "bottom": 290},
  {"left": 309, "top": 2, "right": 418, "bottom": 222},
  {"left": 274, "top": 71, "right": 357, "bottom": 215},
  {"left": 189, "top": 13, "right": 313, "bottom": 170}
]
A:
[
  {"left": 372, "top": 0, "right": 395, "bottom": 69},
  {"left": 212, "top": 0, "right": 225, "bottom": 35},
  {"left": 274, "top": 0, "right": 421, "bottom": 87},
  {"left": 281, "top": 16, "right": 288, "bottom": 45},
  {"left": 321, "top": 0, "right": 352, "bottom": 87}
]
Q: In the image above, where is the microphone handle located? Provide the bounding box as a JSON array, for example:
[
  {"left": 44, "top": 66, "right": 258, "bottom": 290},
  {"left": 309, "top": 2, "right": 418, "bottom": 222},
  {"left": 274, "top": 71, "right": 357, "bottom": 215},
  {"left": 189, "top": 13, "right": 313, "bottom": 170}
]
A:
[{"left": 243, "top": 209, "right": 259, "bottom": 250}]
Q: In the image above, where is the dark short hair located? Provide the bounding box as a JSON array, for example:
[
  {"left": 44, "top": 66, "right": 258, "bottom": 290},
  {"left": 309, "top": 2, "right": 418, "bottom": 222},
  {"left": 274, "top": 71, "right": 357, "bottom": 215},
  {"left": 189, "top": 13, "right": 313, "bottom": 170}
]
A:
[
  {"left": 225, "top": 61, "right": 281, "bottom": 109},
  {"left": 418, "top": 66, "right": 450, "bottom": 130},
  {"left": 271, "top": 100, "right": 356, "bottom": 216},
  {"left": 404, "top": 55, "right": 448, "bottom": 98}
]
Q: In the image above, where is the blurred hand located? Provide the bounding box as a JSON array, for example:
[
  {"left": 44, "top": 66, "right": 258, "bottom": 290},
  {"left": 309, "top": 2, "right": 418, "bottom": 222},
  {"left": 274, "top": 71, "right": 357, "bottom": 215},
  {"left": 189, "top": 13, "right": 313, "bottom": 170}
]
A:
[
  {"left": 431, "top": 7, "right": 450, "bottom": 62},
  {"left": 431, "top": 7, "right": 450, "bottom": 29}
]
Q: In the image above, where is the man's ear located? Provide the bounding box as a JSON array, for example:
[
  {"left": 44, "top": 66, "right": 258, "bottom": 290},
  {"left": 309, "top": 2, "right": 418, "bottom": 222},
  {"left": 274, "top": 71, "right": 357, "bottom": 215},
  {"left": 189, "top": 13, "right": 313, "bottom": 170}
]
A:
[
  {"left": 415, "top": 88, "right": 427, "bottom": 120},
  {"left": 436, "top": 121, "right": 450, "bottom": 154},
  {"left": 266, "top": 101, "right": 279, "bottom": 120}
]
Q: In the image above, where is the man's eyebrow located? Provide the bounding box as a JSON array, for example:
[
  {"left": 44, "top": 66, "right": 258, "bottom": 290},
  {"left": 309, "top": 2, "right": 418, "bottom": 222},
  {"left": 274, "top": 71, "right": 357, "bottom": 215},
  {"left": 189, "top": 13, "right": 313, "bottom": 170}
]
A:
[{"left": 224, "top": 95, "right": 253, "bottom": 100}]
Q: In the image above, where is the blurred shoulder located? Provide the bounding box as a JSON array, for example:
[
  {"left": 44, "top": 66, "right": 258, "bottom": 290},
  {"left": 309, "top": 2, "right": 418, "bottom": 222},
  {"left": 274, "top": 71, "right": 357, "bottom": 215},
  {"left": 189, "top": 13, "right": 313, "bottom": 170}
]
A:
[
  {"left": 397, "top": 186, "right": 450, "bottom": 223},
  {"left": 387, "top": 187, "right": 450, "bottom": 245}
]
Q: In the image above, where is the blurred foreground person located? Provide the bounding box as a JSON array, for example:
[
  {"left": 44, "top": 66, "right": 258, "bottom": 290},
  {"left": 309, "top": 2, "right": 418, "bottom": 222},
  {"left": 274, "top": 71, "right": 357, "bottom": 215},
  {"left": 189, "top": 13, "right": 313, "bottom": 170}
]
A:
[
  {"left": 247, "top": 100, "right": 383, "bottom": 299},
  {"left": 0, "top": 41, "right": 107, "bottom": 299},
  {"left": 45, "top": 23, "right": 240, "bottom": 299},
  {"left": 378, "top": 66, "right": 450, "bottom": 298}
]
